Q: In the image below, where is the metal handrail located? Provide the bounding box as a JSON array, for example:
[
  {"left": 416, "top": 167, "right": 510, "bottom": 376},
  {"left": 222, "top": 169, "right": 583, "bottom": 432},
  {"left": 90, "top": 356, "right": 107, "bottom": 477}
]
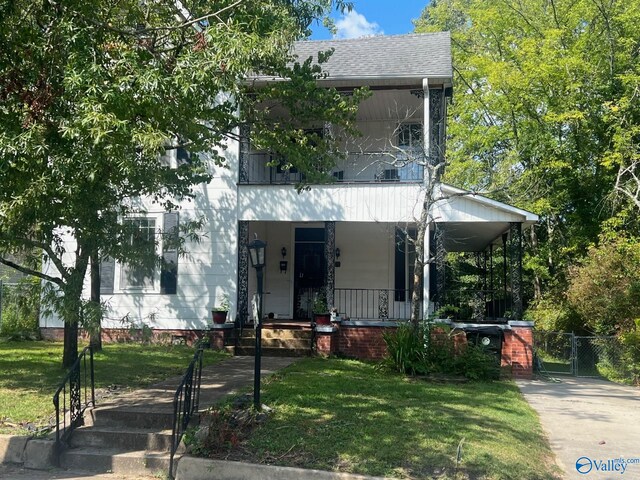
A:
[
  {"left": 52, "top": 346, "right": 95, "bottom": 458},
  {"left": 169, "top": 346, "right": 204, "bottom": 478}
]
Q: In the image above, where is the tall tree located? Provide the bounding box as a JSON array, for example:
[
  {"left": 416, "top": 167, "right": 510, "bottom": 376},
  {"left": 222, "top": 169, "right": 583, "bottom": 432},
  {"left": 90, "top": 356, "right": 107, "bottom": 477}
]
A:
[
  {"left": 415, "top": 0, "right": 640, "bottom": 304},
  {"left": 0, "top": 0, "right": 364, "bottom": 367}
]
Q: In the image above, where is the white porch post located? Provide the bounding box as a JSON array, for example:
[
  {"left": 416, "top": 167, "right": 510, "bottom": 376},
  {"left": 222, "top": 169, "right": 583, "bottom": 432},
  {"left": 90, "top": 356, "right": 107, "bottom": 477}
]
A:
[{"left": 422, "top": 77, "right": 432, "bottom": 318}]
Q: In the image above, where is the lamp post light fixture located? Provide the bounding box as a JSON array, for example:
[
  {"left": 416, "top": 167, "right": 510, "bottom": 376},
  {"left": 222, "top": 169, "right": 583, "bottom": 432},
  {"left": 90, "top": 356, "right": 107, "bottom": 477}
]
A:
[{"left": 247, "top": 237, "right": 266, "bottom": 411}]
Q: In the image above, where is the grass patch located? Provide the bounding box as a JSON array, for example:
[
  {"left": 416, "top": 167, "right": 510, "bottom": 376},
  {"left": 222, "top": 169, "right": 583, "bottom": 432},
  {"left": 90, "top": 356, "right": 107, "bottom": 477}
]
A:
[
  {"left": 226, "top": 358, "right": 559, "bottom": 480},
  {"left": 0, "top": 340, "right": 229, "bottom": 434}
]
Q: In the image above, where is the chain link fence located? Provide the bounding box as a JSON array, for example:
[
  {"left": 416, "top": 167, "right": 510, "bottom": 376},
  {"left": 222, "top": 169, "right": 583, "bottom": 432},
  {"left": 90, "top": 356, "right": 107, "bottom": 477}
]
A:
[{"left": 535, "top": 330, "right": 640, "bottom": 384}]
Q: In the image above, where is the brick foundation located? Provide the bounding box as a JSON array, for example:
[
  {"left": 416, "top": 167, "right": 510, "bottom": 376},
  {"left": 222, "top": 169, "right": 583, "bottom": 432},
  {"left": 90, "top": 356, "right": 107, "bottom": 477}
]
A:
[{"left": 40, "top": 327, "right": 212, "bottom": 347}]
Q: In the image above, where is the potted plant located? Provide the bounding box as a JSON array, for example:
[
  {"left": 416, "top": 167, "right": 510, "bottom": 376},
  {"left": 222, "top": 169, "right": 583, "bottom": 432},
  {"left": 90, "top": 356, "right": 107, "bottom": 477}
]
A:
[
  {"left": 211, "top": 294, "right": 230, "bottom": 324},
  {"left": 312, "top": 291, "right": 331, "bottom": 325}
]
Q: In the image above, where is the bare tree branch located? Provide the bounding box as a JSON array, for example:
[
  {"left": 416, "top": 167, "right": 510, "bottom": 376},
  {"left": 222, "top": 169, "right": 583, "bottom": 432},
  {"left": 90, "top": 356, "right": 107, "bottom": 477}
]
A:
[{"left": 0, "top": 256, "right": 63, "bottom": 286}]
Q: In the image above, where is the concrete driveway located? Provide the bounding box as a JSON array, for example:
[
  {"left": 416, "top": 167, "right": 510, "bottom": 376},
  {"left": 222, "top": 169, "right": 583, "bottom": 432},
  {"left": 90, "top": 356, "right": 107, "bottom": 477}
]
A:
[{"left": 517, "top": 377, "right": 640, "bottom": 479}]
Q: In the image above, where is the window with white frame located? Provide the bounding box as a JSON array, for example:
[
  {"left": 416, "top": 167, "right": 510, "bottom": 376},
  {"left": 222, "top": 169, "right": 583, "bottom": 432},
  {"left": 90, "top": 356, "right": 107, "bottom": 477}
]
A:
[
  {"left": 100, "top": 212, "right": 179, "bottom": 295},
  {"left": 120, "top": 217, "right": 158, "bottom": 290}
]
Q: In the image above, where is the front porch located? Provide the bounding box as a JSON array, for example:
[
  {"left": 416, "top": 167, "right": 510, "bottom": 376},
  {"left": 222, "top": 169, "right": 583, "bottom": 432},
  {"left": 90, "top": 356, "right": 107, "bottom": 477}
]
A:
[{"left": 235, "top": 215, "right": 533, "bottom": 325}]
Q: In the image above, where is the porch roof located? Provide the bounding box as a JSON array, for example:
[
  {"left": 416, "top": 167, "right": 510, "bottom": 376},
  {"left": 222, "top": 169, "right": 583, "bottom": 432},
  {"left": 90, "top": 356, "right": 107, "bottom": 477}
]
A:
[{"left": 435, "top": 184, "right": 539, "bottom": 252}]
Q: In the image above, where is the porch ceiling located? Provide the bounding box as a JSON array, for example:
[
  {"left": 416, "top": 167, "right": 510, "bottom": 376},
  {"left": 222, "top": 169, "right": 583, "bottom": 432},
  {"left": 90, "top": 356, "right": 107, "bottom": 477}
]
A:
[
  {"left": 356, "top": 89, "right": 423, "bottom": 122},
  {"left": 438, "top": 222, "right": 513, "bottom": 252}
]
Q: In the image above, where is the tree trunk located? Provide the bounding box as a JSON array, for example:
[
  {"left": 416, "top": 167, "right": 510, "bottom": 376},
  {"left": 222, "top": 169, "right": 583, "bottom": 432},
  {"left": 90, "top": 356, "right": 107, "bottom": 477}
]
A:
[
  {"left": 61, "top": 252, "right": 90, "bottom": 368},
  {"left": 90, "top": 254, "right": 102, "bottom": 352},
  {"left": 410, "top": 196, "right": 430, "bottom": 325}
]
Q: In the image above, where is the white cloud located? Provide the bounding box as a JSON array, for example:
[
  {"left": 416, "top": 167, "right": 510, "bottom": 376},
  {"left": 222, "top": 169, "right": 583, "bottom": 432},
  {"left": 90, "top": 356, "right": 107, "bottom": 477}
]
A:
[{"left": 334, "top": 10, "right": 383, "bottom": 39}]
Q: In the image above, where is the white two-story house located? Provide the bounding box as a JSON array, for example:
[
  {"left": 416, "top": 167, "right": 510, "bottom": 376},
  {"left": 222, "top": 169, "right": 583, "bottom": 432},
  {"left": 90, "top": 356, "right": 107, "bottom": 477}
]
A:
[{"left": 40, "top": 33, "right": 538, "bottom": 375}]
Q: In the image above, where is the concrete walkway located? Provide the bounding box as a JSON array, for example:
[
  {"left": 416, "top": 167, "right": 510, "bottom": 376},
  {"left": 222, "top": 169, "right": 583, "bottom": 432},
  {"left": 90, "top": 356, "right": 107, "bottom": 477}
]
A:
[
  {"left": 0, "top": 355, "right": 298, "bottom": 480},
  {"left": 517, "top": 376, "right": 640, "bottom": 480}
]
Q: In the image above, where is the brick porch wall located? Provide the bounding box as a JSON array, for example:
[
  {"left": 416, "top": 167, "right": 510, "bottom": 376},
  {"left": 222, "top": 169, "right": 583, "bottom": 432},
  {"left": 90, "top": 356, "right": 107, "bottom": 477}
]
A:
[
  {"left": 501, "top": 324, "right": 534, "bottom": 379},
  {"left": 337, "top": 323, "right": 397, "bottom": 360}
]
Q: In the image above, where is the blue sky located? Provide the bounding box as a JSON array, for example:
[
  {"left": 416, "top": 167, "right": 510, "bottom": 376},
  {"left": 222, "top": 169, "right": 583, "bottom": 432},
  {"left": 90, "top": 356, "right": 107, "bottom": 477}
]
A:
[{"left": 311, "top": 0, "right": 428, "bottom": 40}]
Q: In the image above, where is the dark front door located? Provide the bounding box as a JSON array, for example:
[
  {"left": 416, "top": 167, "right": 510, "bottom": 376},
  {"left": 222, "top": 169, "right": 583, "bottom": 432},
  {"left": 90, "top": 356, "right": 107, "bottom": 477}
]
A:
[{"left": 294, "top": 228, "right": 325, "bottom": 319}]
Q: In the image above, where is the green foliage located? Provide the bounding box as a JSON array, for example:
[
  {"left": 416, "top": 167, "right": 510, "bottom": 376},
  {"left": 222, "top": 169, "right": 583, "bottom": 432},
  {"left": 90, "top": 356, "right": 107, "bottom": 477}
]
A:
[
  {"left": 383, "top": 323, "right": 499, "bottom": 380},
  {"left": 0, "top": 0, "right": 365, "bottom": 365},
  {"left": 381, "top": 323, "right": 427, "bottom": 375},
  {"left": 0, "top": 278, "right": 41, "bottom": 338},
  {"left": 524, "top": 297, "right": 584, "bottom": 333},
  {"left": 212, "top": 294, "right": 230, "bottom": 312},
  {"left": 566, "top": 237, "right": 640, "bottom": 334},
  {"left": 415, "top": 0, "right": 640, "bottom": 308},
  {"left": 311, "top": 290, "right": 329, "bottom": 314},
  {"left": 597, "top": 324, "right": 640, "bottom": 386}
]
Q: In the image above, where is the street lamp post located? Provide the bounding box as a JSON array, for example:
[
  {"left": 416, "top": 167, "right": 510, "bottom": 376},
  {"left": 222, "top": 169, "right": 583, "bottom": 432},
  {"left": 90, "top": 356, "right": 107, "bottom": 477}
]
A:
[{"left": 247, "top": 237, "right": 266, "bottom": 411}]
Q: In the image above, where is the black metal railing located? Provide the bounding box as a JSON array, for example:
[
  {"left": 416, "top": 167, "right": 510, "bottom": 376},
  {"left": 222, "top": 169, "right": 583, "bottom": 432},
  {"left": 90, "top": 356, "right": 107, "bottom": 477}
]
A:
[
  {"left": 334, "top": 288, "right": 422, "bottom": 320},
  {"left": 52, "top": 346, "right": 95, "bottom": 457},
  {"left": 169, "top": 346, "right": 204, "bottom": 478},
  {"left": 241, "top": 151, "right": 424, "bottom": 185},
  {"left": 439, "top": 289, "right": 512, "bottom": 321}
]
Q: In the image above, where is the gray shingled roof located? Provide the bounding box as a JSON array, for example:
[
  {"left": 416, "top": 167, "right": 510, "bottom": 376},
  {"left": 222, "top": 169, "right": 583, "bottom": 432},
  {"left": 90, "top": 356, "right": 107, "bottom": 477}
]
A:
[{"left": 292, "top": 32, "right": 451, "bottom": 80}]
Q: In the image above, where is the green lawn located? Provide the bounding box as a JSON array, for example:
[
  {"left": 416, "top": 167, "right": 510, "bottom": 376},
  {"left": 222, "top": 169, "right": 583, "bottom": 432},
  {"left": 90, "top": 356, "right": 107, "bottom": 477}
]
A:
[
  {"left": 0, "top": 340, "right": 229, "bottom": 434},
  {"left": 242, "top": 358, "right": 559, "bottom": 480}
]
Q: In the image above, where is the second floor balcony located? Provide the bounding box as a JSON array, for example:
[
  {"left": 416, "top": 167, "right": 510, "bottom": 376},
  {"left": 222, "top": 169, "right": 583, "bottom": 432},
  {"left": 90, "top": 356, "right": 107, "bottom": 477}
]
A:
[{"left": 239, "top": 150, "right": 425, "bottom": 185}]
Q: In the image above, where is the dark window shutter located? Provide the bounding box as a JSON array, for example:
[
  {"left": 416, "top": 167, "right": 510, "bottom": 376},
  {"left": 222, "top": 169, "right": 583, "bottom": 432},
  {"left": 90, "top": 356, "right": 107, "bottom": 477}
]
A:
[
  {"left": 394, "top": 228, "right": 406, "bottom": 301},
  {"left": 177, "top": 147, "right": 191, "bottom": 165},
  {"left": 100, "top": 257, "right": 115, "bottom": 294},
  {"left": 161, "top": 212, "right": 179, "bottom": 294}
]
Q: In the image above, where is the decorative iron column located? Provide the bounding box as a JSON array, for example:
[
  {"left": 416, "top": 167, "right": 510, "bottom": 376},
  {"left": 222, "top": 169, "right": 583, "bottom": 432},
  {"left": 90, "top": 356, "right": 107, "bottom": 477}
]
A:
[
  {"left": 324, "top": 221, "right": 336, "bottom": 309},
  {"left": 429, "top": 87, "right": 446, "bottom": 178},
  {"left": 489, "top": 244, "right": 495, "bottom": 318},
  {"left": 509, "top": 222, "right": 523, "bottom": 319},
  {"left": 237, "top": 221, "right": 250, "bottom": 325},
  {"left": 472, "top": 252, "right": 485, "bottom": 320},
  {"left": 434, "top": 223, "right": 446, "bottom": 309},
  {"left": 238, "top": 124, "right": 250, "bottom": 184}
]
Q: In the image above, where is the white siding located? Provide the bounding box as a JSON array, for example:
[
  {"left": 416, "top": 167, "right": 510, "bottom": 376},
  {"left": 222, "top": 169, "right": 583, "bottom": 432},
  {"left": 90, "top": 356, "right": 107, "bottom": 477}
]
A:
[{"left": 238, "top": 183, "right": 424, "bottom": 223}]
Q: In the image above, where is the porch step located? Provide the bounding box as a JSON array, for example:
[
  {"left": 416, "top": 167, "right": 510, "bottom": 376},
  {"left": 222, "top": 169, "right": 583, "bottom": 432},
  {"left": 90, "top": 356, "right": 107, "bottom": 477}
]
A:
[
  {"left": 235, "top": 346, "right": 311, "bottom": 357},
  {"left": 60, "top": 446, "right": 170, "bottom": 476},
  {"left": 242, "top": 328, "right": 313, "bottom": 340},
  {"left": 69, "top": 425, "right": 174, "bottom": 451}
]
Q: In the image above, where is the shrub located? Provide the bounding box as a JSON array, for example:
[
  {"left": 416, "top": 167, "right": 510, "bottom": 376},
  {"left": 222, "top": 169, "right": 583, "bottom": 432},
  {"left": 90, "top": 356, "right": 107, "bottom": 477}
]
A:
[
  {"left": 381, "top": 323, "right": 427, "bottom": 375},
  {"left": 525, "top": 296, "right": 584, "bottom": 333},
  {"left": 567, "top": 238, "right": 640, "bottom": 334},
  {"left": 0, "top": 277, "right": 41, "bottom": 338},
  {"left": 382, "top": 322, "right": 499, "bottom": 380}
]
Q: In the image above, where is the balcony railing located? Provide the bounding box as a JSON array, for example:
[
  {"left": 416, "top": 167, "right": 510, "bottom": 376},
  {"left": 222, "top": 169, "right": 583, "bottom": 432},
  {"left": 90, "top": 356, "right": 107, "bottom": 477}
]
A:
[{"left": 240, "top": 151, "right": 424, "bottom": 185}]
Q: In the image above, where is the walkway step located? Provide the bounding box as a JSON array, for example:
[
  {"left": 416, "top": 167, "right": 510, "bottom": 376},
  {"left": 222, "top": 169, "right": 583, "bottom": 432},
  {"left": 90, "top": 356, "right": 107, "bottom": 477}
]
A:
[
  {"left": 87, "top": 407, "right": 174, "bottom": 430},
  {"left": 69, "top": 425, "right": 173, "bottom": 451},
  {"left": 238, "top": 337, "right": 312, "bottom": 349},
  {"left": 235, "top": 346, "right": 311, "bottom": 357},
  {"left": 60, "top": 447, "right": 170, "bottom": 475}
]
